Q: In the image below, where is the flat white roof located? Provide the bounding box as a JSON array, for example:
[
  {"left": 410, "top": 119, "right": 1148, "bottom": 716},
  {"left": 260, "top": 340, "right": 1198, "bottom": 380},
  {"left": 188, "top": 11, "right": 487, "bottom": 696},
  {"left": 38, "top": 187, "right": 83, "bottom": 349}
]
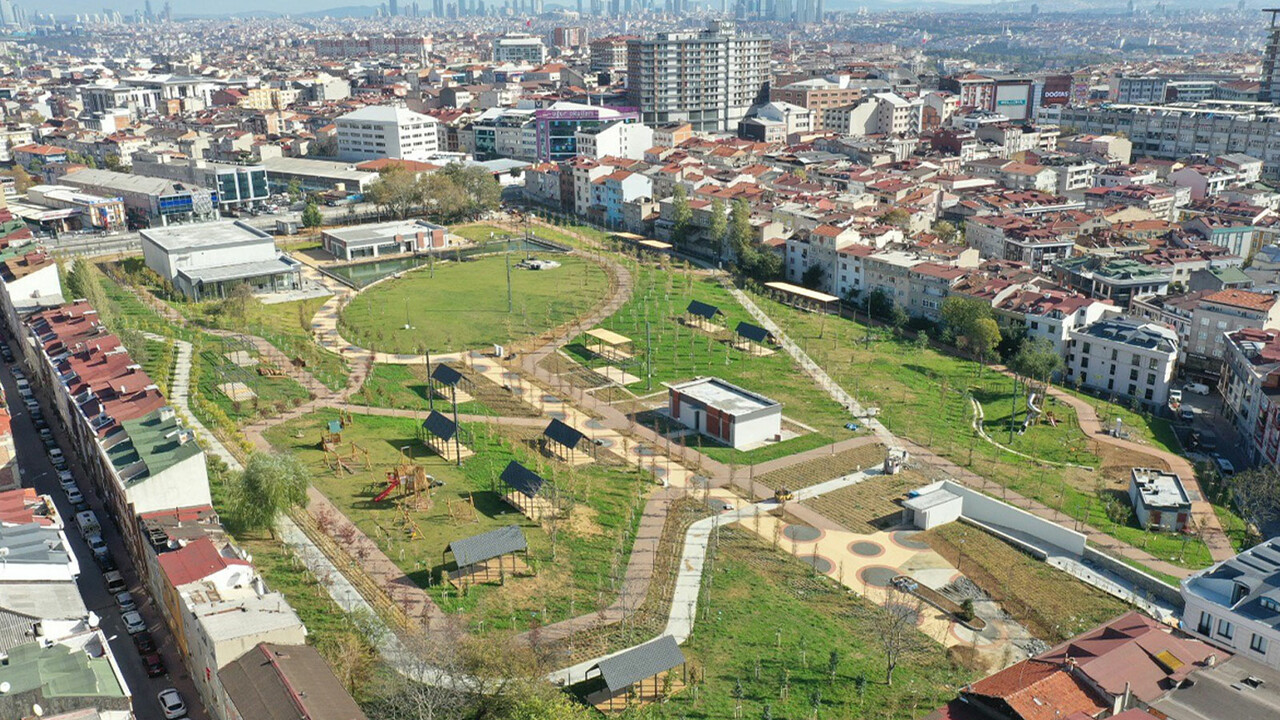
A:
[
  {"left": 1131, "top": 467, "right": 1190, "bottom": 509},
  {"left": 140, "top": 220, "right": 272, "bottom": 252},
  {"left": 668, "top": 377, "right": 780, "bottom": 415},
  {"left": 903, "top": 488, "right": 961, "bottom": 512},
  {"left": 324, "top": 219, "right": 445, "bottom": 246}
]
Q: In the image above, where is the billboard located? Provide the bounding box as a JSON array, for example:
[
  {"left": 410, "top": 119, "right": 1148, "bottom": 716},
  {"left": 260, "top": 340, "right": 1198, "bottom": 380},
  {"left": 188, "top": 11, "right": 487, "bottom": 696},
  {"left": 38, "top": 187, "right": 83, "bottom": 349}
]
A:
[
  {"left": 994, "top": 82, "right": 1032, "bottom": 121},
  {"left": 1041, "top": 75, "right": 1072, "bottom": 107}
]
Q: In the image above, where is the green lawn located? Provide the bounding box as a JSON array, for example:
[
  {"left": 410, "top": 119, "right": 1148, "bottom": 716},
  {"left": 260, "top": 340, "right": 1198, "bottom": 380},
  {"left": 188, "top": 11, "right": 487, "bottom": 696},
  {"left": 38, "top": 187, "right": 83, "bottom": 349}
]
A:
[
  {"left": 193, "top": 338, "right": 311, "bottom": 421},
  {"left": 621, "top": 528, "right": 974, "bottom": 719},
  {"left": 752, "top": 294, "right": 1229, "bottom": 571},
  {"left": 565, "top": 264, "right": 857, "bottom": 464},
  {"left": 339, "top": 254, "right": 609, "bottom": 355},
  {"left": 355, "top": 364, "right": 500, "bottom": 416},
  {"left": 264, "top": 410, "right": 649, "bottom": 634}
]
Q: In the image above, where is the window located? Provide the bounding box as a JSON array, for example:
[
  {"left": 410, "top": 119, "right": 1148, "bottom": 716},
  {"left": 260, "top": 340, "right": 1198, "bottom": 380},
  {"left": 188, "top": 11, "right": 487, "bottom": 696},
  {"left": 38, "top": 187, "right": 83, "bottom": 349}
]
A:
[
  {"left": 1149, "top": 358, "right": 1158, "bottom": 369},
  {"left": 1130, "top": 369, "right": 1139, "bottom": 381},
  {"left": 1251, "top": 633, "right": 1267, "bottom": 654},
  {"left": 1148, "top": 373, "right": 1156, "bottom": 385},
  {"left": 1111, "top": 349, "right": 1118, "bottom": 361},
  {"left": 1218, "top": 619, "right": 1234, "bottom": 640}
]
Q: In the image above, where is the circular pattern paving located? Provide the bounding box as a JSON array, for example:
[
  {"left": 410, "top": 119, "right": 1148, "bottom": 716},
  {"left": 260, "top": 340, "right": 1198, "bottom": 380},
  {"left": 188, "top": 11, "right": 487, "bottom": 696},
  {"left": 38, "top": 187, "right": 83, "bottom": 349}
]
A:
[
  {"left": 471, "top": 363, "right": 489, "bottom": 373},
  {"left": 585, "top": 418, "right": 607, "bottom": 429},
  {"left": 848, "top": 540, "right": 885, "bottom": 558},
  {"left": 508, "top": 386, "right": 526, "bottom": 395},
  {"left": 782, "top": 524, "right": 822, "bottom": 542},
  {"left": 635, "top": 444, "right": 658, "bottom": 457},
  {"left": 891, "top": 530, "right": 930, "bottom": 550},
  {"left": 593, "top": 437, "right": 615, "bottom": 448},
  {"left": 859, "top": 565, "right": 899, "bottom": 588},
  {"left": 503, "top": 371, "right": 521, "bottom": 381},
  {"left": 547, "top": 411, "right": 567, "bottom": 420},
  {"left": 542, "top": 394, "right": 562, "bottom": 404},
  {"left": 800, "top": 555, "right": 833, "bottom": 574},
  {"left": 883, "top": 603, "right": 922, "bottom": 627}
]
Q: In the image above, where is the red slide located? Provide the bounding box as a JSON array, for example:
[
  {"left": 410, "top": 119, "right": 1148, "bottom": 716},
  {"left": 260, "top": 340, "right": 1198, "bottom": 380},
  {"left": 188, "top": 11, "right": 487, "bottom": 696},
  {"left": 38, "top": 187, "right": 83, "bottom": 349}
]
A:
[{"left": 373, "top": 478, "right": 400, "bottom": 503}]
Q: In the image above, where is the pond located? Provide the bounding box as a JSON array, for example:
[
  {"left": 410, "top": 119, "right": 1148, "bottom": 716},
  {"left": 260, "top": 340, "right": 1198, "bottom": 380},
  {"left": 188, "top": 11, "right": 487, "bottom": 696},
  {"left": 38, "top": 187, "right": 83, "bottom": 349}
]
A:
[{"left": 325, "top": 238, "right": 567, "bottom": 288}]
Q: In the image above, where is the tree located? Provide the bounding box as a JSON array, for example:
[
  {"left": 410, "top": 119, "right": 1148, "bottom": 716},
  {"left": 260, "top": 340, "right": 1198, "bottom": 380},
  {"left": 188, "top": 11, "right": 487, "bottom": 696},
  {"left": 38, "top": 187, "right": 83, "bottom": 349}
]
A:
[
  {"left": 1009, "top": 337, "right": 1063, "bottom": 387},
  {"left": 367, "top": 165, "right": 425, "bottom": 220},
  {"left": 827, "top": 649, "right": 840, "bottom": 680},
  {"left": 228, "top": 452, "right": 310, "bottom": 535},
  {"left": 671, "top": 184, "right": 692, "bottom": 245},
  {"left": 801, "top": 263, "right": 825, "bottom": 290},
  {"left": 286, "top": 178, "right": 304, "bottom": 202},
  {"left": 1233, "top": 466, "right": 1280, "bottom": 527},
  {"left": 221, "top": 282, "right": 256, "bottom": 327},
  {"left": 63, "top": 259, "right": 110, "bottom": 319},
  {"left": 882, "top": 208, "right": 910, "bottom": 229},
  {"left": 6, "top": 165, "right": 33, "bottom": 193},
  {"left": 103, "top": 153, "right": 125, "bottom": 171},
  {"left": 873, "top": 588, "right": 927, "bottom": 686},
  {"left": 730, "top": 198, "right": 753, "bottom": 254},
  {"left": 933, "top": 220, "right": 959, "bottom": 244},
  {"left": 708, "top": 197, "right": 728, "bottom": 259},
  {"left": 962, "top": 317, "right": 1001, "bottom": 366},
  {"left": 889, "top": 304, "right": 910, "bottom": 334},
  {"left": 866, "top": 288, "right": 893, "bottom": 321},
  {"left": 301, "top": 201, "right": 324, "bottom": 232},
  {"left": 437, "top": 163, "right": 500, "bottom": 219}
]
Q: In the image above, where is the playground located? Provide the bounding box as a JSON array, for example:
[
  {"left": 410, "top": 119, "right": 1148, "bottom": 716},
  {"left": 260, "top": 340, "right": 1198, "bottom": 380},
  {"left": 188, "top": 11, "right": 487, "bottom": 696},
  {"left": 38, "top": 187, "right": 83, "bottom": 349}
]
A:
[
  {"left": 264, "top": 408, "right": 655, "bottom": 633},
  {"left": 339, "top": 252, "right": 610, "bottom": 355}
]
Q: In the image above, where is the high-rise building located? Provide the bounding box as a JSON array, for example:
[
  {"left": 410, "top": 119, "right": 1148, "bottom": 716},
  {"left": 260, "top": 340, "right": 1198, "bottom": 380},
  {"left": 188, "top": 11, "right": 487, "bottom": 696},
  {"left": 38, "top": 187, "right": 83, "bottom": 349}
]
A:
[
  {"left": 626, "top": 21, "right": 771, "bottom": 133},
  {"left": 390, "top": 0, "right": 399, "bottom": 14},
  {"left": 1264, "top": 8, "right": 1280, "bottom": 104}
]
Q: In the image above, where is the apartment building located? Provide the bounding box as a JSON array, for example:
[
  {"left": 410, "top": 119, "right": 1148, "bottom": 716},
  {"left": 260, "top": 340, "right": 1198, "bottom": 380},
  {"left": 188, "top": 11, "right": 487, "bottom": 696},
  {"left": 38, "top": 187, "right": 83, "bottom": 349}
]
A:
[
  {"left": 1055, "top": 256, "right": 1172, "bottom": 307},
  {"left": 1181, "top": 540, "right": 1280, "bottom": 670},
  {"left": 1064, "top": 317, "right": 1179, "bottom": 406},
  {"left": 626, "top": 21, "right": 771, "bottom": 133},
  {"left": 492, "top": 33, "right": 548, "bottom": 64},
  {"left": 1186, "top": 289, "right": 1280, "bottom": 366},
  {"left": 1220, "top": 327, "right": 1280, "bottom": 467},
  {"left": 588, "top": 35, "right": 635, "bottom": 72},
  {"left": 965, "top": 214, "right": 1077, "bottom": 270},
  {"left": 995, "top": 287, "right": 1117, "bottom": 357},
  {"left": 336, "top": 105, "right": 441, "bottom": 162}
]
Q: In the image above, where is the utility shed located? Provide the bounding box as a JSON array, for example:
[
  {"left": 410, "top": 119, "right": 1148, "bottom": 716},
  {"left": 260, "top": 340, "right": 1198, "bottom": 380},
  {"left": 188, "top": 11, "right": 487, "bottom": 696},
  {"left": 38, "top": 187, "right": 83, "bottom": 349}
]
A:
[
  {"left": 585, "top": 635, "right": 687, "bottom": 713},
  {"left": 1129, "top": 467, "right": 1192, "bottom": 532},
  {"left": 666, "top": 377, "right": 782, "bottom": 449},
  {"left": 902, "top": 488, "right": 963, "bottom": 530}
]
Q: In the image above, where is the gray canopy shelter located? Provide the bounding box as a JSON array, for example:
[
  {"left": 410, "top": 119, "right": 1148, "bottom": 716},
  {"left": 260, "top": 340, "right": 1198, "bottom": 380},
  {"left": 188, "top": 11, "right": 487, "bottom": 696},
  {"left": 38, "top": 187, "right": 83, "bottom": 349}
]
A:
[
  {"left": 499, "top": 460, "right": 548, "bottom": 517},
  {"left": 443, "top": 524, "right": 529, "bottom": 589},
  {"left": 543, "top": 418, "right": 589, "bottom": 461},
  {"left": 585, "top": 635, "right": 686, "bottom": 712}
]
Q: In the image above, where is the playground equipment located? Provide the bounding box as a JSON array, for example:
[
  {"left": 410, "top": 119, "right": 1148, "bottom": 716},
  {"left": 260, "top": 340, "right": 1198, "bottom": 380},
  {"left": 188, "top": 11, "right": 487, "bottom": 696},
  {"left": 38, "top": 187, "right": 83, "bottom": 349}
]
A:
[
  {"left": 326, "top": 442, "right": 370, "bottom": 476},
  {"left": 375, "top": 463, "right": 436, "bottom": 509},
  {"left": 257, "top": 363, "right": 284, "bottom": 377},
  {"left": 320, "top": 411, "right": 355, "bottom": 451},
  {"left": 774, "top": 487, "right": 794, "bottom": 504},
  {"left": 1022, "top": 391, "right": 1043, "bottom": 433},
  {"left": 448, "top": 493, "right": 479, "bottom": 525},
  {"left": 883, "top": 447, "right": 909, "bottom": 475}
]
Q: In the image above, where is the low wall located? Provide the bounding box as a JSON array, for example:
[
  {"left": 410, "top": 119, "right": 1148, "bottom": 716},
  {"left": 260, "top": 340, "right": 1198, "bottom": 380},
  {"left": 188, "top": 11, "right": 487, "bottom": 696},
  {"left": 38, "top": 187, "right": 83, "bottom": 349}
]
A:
[
  {"left": 917, "top": 480, "right": 1089, "bottom": 556},
  {"left": 1081, "top": 546, "right": 1185, "bottom": 609}
]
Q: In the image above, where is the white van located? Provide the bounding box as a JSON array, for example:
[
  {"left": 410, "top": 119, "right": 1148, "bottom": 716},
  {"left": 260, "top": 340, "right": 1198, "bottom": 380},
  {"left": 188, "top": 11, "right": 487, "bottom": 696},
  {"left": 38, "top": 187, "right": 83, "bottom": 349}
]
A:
[
  {"left": 75, "top": 510, "right": 100, "bottom": 539},
  {"left": 1184, "top": 382, "right": 1211, "bottom": 396}
]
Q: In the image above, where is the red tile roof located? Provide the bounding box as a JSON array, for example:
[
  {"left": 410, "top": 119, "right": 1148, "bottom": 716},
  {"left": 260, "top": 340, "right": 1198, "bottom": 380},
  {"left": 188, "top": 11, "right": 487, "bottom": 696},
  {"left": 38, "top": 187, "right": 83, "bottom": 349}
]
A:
[{"left": 158, "top": 535, "right": 250, "bottom": 587}]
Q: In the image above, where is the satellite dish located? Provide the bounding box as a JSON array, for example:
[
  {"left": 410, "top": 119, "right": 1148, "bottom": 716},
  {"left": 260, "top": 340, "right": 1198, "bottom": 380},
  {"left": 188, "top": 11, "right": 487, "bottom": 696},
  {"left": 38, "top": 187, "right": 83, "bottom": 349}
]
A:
[
  {"left": 0, "top": 681, "right": 10, "bottom": 693},
  {"left": 33, "top": 703, "right": 44, "bottom": 716}
]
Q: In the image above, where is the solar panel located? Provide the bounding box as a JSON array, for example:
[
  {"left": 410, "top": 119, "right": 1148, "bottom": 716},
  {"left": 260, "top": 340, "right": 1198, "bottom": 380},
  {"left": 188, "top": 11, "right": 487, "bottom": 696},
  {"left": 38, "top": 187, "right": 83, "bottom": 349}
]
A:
[
  {"left": 686, "top": 299, "right": 722, "bottom": 319},
  {"left": 421, "top": 411, "right": 457, "bottom": 442},
  {"left": 431, "top": 363, "right": 464, "bottom": 387},
  {"left": 543, "top": 418, "right": 585, "bottom": 450},
  {"left": 500, "top": 460, "right": 545, "bottom": 498},
  {"left": 448, "top": 525, "right": 527, "bottom": 567},
  {"left": 735, "top": 321, "right": 772, "bottom": 344}
]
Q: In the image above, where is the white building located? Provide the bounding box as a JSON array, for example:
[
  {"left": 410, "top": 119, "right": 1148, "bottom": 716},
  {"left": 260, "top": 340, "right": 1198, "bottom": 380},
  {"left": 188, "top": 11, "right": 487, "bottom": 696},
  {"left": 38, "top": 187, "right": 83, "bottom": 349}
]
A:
[
  {"left": 666, "top": 377, "right": 782, "bottom": 450},
  {"left": 140, "top": 221, "right": 302, "bottom": 300},
  {"left": 1128, "top": 467, "right": 1192, "bottom": 532},
  {"left": 1064, "top": 317, "right": 1179, "bottom": 407},
  {"left": 574, "top": 120, "right": 654, "bottom": 161},
  {"left": 336, "top": 105, "right": 441, "bottom": 163},
  {"left": 825, "top": 92, "right": 922, "bottom": 137},
  {"left": 1181, "top": 539, "right": 1280, "bottom": 670},
  {"left": 492, "top": 34, "right": 547, "bottom": 64}
]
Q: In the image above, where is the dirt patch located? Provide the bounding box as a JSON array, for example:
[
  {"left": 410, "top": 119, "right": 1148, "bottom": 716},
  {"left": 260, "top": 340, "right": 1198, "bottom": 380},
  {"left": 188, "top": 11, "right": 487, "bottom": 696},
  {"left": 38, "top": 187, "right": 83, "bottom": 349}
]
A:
[
  {"left": 802, "top": 472, "right": 926, "bottom": 534},
  {"left": 755, "top": 443, "right": 888, "bottom": 491},
  {"left": 566, "top": 504, "right": 603, "bottom": 537}
]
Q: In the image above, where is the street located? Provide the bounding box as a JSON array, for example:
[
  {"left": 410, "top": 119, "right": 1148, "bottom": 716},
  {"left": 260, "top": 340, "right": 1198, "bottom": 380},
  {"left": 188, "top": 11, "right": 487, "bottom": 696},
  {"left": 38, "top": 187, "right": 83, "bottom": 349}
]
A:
[{"left": 0, "top": 344, "right": 210, "bottom": 720}]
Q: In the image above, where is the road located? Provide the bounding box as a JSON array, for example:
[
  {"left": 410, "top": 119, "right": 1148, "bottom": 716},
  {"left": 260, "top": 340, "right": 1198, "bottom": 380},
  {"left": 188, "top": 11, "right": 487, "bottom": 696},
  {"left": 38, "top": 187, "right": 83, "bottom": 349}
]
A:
[
  {"left": 38, "top": 202, "right": 378, "bottom": 259},
  {"left": 0, "top": 342, "right": 209, "bottom": 720}
]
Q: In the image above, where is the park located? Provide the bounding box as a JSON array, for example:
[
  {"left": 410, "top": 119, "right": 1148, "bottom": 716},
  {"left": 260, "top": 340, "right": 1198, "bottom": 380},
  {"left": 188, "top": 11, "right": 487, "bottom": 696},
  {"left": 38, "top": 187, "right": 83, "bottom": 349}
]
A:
[{"left": 81, "top": 210, "right": 1251, "bottom": 718}]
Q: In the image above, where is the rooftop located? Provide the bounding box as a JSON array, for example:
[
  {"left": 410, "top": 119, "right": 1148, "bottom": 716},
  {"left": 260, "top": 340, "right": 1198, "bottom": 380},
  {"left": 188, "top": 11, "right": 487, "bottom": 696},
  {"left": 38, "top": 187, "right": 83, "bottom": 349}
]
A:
[
  {"left": 667, "top": 377, "right": 780, "bottom": 416},
  {"left": 323, "top": 219, "right": 447, "bottom": 245},
  {"left": 1130, "top": 467, "right": 1191, "bottom": 510},
  {"left": 219, "top": 643, "right": 368, "bottom": 720},
  {"left": 1183, "top": 539, "right": 1280, "bottom": 630},
  {"left": 140, "top": 220, "right": 272, "bottom": 252},
  {"left": 1075, "top": 318, "right": 1178, "bottom": 353}
]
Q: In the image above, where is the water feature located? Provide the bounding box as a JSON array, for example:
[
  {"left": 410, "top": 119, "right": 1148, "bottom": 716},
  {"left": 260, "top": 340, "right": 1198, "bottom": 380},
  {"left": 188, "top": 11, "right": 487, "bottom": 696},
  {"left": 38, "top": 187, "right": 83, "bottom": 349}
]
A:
[{"left": 325, "top": 238, "right": 567, "bottom": 288}]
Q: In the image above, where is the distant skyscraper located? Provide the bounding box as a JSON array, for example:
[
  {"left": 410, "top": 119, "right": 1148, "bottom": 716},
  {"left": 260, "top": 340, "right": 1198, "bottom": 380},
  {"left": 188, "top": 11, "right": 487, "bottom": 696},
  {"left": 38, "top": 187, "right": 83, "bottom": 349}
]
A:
[
  {"left": 390, "top": 0, "right": 398, "bottom": 14},
  {"left": 144, "top": 0, "right": 153, "bottom": 21},
  {"left": 1264, "top": 9, "right": 1280, "bottom": 104},
  {"left": 162, "top": 0, "right": 170, "bottom": 21}
]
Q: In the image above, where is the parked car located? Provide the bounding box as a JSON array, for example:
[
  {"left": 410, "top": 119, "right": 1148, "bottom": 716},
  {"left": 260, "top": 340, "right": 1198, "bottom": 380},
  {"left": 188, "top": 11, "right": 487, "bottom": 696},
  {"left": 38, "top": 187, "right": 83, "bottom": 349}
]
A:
[
  {"left": 103, "top": 570, "right": 126, "bottom": 595},
  {"left": 95, "top": 553, "right": 118, "bottom": 573},
  {"left": 122, "top": 610, "right": 146, "bottom": 634},
  {"left": 1184, "top": 382, "right": 1211, "bottom": 396},
  {"left": 133, "top": 631, "right": 156, "bottom": 653},
  {"left": 157, "top": 688, "right": 187, "bottom": 719},
  {"left": 87, "top": 534, "right": 109, "bottom": 558},
  {"left": 47, "top": 447, "right": 64, "bottom": 464},
  {"left": 1215, "top": 456, "right": 1236, "bottom": 477},
  {"left": 144, "top": 653, "right": 166, "bottom": 678},
  {"left": 75, "top": 511, "right": 100, "bottom": 538},
  {"left": 1180, "top": 407, "right": 1195, "bottom": 421},
  {"left": 65, "top": 487, "right": 83, "bottom": 505},
  {"left": 115, "top": 591, "right": 137, "bottom": 612},
  {"left": 59, "top": 472, "right": 76, "bottom": 493},
  {"left": 1169, "top": 388, "right": 1183, "bottom": 404}
]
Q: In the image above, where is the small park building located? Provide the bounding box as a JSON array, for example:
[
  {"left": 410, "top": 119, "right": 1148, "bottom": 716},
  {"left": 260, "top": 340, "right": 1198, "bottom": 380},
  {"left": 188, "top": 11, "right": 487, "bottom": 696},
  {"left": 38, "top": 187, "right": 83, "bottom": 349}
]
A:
[
  {"left": 1128, "top": 467, "right": 1192, "bottom": 532},
  {"left": 321, "top": 219, "right": 452, "bottom": 261},
  {"left": 666, "top": 377, "right": 781, "bottom": 450},
  {"left": 140, "top": 220, "right": 301, "bottom": 301}
]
